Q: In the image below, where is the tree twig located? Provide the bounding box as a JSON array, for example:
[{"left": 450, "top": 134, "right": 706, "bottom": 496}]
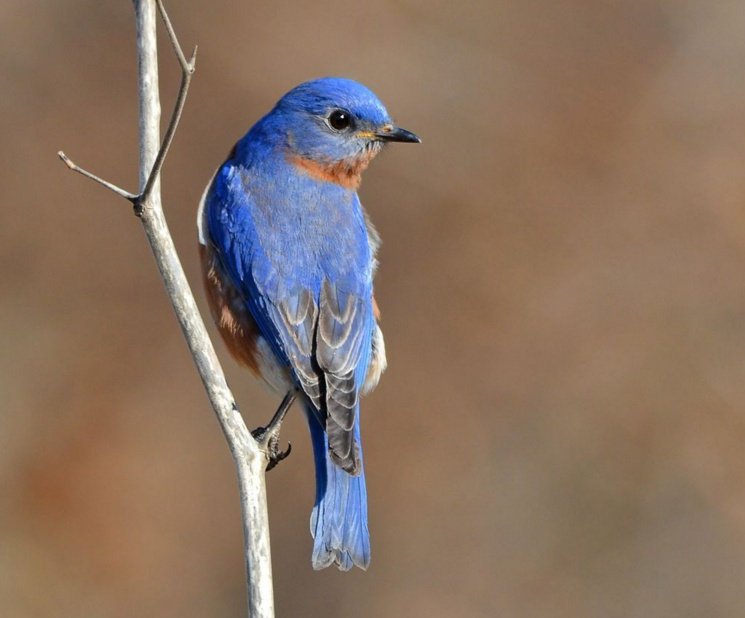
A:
[
  {"left": 138, "top": 0, "right": 198, "bottom": 209},
  {"left": 59, "top": 2, "right": 275, "bottom": 616},
  {"left": 56, "top": 150, "right": 137, "bottom": 202}
]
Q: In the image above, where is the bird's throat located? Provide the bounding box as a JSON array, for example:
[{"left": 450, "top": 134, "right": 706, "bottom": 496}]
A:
[{"left": 288, "top": 151, "right": 378, "bottom": 190}]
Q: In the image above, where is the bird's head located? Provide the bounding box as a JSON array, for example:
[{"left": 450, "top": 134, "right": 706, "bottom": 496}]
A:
[{"left": 265, "top": 77, "right": 420, "bottom": 188}]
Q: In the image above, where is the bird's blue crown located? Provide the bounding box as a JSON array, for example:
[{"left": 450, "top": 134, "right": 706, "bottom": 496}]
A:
[{"left": 275, "top": 77, "right": 392, "bottom": 127}]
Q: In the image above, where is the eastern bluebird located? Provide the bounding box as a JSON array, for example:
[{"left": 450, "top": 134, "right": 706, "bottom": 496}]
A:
[{"left": 197, "top": 78, "right": 419, "bottom": 570}]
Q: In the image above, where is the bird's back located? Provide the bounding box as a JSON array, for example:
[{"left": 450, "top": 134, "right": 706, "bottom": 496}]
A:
[{"left": 211, "top": 139, "right": 373, "bottom": 297}]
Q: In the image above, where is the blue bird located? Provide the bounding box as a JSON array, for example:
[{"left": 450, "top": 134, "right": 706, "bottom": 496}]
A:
[{"left": 197, "top": 77, "right": 420, "bottom": 570}]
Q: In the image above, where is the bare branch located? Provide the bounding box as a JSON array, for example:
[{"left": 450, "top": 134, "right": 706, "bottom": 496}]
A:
[
  {"left": 57, "top": 151, "right": 138, "bottom": 202},
  {"left": 59, "top": 2, "right": 276, "bottom": 616},
  {"left": 133, "top": 3, "right": 275, "bottom": 616}
]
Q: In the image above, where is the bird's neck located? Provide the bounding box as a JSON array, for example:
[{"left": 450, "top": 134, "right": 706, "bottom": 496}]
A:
[{"left": 287, "top": 150, "right": 379, "bottom": 190}]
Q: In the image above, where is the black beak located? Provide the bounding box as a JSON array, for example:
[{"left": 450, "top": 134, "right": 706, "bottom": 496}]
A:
[{"left": 376, "top": 126, "right": 421, "bottom": 143}]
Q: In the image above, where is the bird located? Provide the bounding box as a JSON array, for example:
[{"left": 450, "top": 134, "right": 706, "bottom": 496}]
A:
[{"left": 197, "top": 77, "right": 420, "bottom": 570}]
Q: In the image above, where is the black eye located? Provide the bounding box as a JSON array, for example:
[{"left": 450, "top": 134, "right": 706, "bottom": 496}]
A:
[{"left": 328, "top": 109, "right": 353, "bottom": 131}]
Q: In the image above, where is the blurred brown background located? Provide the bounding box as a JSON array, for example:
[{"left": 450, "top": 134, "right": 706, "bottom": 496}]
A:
[{"left": 4, "top": 1, "right": 745, "bottom": 616}]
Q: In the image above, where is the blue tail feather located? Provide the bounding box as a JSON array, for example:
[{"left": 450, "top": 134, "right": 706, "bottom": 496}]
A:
[{"left": 306, "top": 403, "right": 370, "bottom": 571}]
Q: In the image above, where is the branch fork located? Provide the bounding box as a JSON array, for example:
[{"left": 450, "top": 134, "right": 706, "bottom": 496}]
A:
[{"left": 58, "top": 0, "right": 197, "bottom": 217}]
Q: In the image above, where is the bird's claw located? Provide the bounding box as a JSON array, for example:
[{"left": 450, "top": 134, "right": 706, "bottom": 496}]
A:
[
  {"left": 251, "top": 388, "right": 298, "bottom": 471},
  {"left": 266, "top": 438, "right": 292, "bottom": 472},
  {"left": 251, "top": 425, "right": 292, "bottom": 471}
]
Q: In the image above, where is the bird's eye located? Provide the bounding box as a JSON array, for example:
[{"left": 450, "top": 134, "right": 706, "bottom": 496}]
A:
[{"left": 328, "top": 109, "right": 353, "bottom": 131}]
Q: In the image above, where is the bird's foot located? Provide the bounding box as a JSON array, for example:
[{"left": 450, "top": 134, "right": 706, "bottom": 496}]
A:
[
  {"left": 251, "top": 429, "right": 292, "bottom": 471},
  {"left": 251, "top": 388, "right": 298, "bottom": 471}
]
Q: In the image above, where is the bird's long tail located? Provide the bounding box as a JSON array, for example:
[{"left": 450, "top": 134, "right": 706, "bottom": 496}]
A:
[{"left": 306, "top": 402, "right": 370, "bottom": 571}]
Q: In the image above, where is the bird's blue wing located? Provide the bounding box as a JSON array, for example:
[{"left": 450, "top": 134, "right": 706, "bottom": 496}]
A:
[
  {"left": 205, "top": 162, "right": 373, "bottom": 472},
  {"left": 205, "top": 163, "right": 322, "bottom": 403}
]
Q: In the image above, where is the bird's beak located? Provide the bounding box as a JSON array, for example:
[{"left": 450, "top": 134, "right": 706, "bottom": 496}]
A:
[{"left": 375, "top": 125, "right": 421, "bottom": 143}]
